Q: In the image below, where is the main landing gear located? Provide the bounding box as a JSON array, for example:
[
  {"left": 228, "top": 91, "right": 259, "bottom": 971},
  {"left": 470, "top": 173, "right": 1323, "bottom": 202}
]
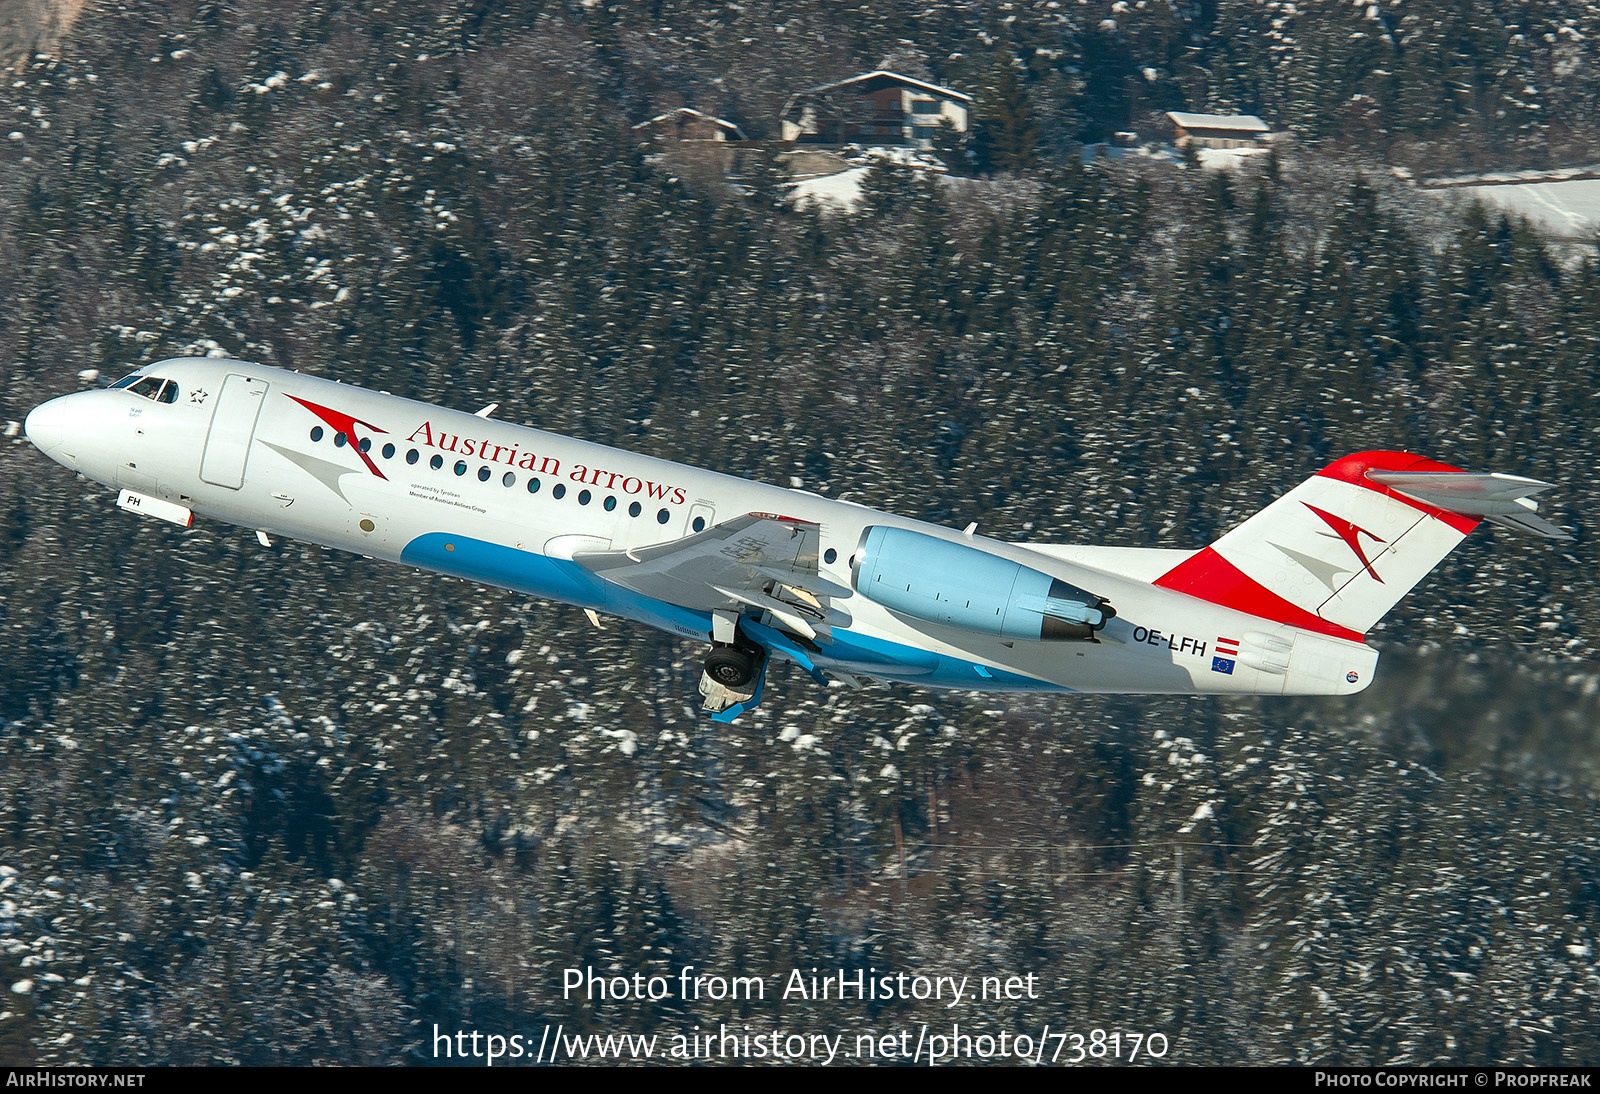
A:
[{"left": 699, "top": 641, "right": 768, "bottom": 720}]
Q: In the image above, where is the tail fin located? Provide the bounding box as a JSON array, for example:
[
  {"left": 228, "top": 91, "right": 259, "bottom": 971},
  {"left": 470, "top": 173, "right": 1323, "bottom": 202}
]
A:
[{"left": 1153, "top": 451, "right": 1567, "bottom": 640}]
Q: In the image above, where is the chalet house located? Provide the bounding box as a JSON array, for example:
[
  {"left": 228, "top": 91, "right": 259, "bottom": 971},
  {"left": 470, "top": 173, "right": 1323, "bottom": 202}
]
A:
[
  {"left": 780, "top": 71, "right": 971, "bottom": 148},
  {"left": 633, "top": 108, "right": 748, "bottom": 142},
  {"left": 1166, "top": 112, "right": 1271, "bottom": 149}
]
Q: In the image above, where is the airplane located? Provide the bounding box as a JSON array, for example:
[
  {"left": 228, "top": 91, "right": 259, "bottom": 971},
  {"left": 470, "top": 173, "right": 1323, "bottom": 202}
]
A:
[{"left": 23, "top": 357, "right": 1569, "bottom": 721}]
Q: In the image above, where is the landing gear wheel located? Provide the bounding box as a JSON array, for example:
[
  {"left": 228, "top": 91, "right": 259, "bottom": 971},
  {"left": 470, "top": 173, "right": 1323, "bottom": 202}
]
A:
[
  {"left": 705, "top": 645, "right": 758, "bottom": 690},
  {"left": 699, "top": 641, "right": 768, "bottom": 719}
]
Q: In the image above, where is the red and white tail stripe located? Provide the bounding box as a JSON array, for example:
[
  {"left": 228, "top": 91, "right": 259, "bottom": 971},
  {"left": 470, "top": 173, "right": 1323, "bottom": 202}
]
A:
[{"left": 1156, "top": 451, "right": 1492, "bottom": 639}]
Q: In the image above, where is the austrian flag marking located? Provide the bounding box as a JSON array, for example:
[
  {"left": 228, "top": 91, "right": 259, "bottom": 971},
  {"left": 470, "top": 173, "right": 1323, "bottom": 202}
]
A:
[{"left": 1212, "top": 635, "right": 1239, "bottom": 675}]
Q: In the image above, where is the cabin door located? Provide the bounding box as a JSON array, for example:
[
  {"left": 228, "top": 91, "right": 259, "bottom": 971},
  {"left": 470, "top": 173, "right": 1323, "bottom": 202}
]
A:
[{"left": 199, "top": 374, "right": 270, "bottom": 489}]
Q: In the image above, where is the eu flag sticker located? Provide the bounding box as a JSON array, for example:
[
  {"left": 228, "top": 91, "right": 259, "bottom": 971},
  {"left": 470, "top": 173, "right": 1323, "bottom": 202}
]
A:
[{"left": 1212, "top": 656, "right": 1236, "bottom": 675}]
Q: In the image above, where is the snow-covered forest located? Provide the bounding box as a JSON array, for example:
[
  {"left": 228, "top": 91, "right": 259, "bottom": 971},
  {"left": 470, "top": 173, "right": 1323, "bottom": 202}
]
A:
[{"left": 0, "top": 0, "right": 1597, "bottom": 1066}]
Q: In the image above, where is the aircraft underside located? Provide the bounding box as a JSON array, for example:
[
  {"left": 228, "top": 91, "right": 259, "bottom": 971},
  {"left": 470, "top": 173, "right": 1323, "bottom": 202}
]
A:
[{"left": 399, "top": 529, "right": 1070, "bottom": 722}]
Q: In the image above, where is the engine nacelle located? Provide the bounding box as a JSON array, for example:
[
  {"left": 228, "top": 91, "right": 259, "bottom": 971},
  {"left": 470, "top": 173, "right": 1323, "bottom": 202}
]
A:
[{"left": 852, "top": 526, "right": 1114, "bottom": 641}]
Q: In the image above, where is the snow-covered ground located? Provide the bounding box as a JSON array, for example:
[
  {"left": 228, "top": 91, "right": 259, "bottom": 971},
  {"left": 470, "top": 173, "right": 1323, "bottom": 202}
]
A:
[
  {"left": 1080, "top": 142, "right": 1179, "bottom": 166},
  {"left": 1441, "top": 178, "right": 1600, "bottom": 242},
  {"left": 789, "top": 165, "right": 869, "bottom": 213},
  {"left": 1082, "top": 142, "right": 1269, "bottom": 172},
  {"left": 1196, "top": 146, "right": 1273, "bottom": 172},
  {"left": 786, "top": 146, "right": 947, "bottom": 214},
  {"left": 787, "top": 144, "right": 1600, "bottom": 247}
]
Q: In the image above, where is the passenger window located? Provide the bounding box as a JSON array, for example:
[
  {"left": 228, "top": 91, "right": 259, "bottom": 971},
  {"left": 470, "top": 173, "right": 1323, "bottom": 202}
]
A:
[{"left": 430, "top": 455, "right": 444, "bottom": 470}]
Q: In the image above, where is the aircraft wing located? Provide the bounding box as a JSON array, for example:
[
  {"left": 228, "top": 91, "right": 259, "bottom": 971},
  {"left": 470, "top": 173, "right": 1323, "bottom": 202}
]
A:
[{"left": 572, "top": 513, "right": 850, "bottom": 641}]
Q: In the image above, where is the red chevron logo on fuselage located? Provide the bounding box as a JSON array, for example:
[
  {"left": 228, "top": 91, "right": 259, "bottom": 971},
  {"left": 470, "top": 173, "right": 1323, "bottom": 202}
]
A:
[
  {"left": 287, "top": 395, "right": 388, "bottom": 479},
  {"left": 1304, "top": 502, "right": 1385, "bottom": 584}
]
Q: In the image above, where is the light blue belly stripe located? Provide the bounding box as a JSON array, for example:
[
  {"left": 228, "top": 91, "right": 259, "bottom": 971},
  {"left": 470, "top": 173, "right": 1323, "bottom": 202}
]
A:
[
  {"left": 401, "top": 532, "right": 1069, "bottom": 693},
  {"left": 401, "top": 532, "right": 713, "bottom": 639},
  {"left": 752, "top": 616, "right": 1068, "bottom": 693}
]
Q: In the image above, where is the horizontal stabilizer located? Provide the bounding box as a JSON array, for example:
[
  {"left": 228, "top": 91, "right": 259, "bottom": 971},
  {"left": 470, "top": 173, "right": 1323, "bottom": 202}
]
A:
[
  {"left": 1484, "top": 511, "right": 1572, "bottom": 540},
  {"left": 1366, "top": 471, "right": 1571, "bottom": 540}
]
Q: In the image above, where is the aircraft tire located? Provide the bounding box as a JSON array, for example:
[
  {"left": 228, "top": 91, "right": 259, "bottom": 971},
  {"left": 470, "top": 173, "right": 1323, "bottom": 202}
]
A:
[{"left": 705, "top": 646, "right": 758, "bottom": 689}]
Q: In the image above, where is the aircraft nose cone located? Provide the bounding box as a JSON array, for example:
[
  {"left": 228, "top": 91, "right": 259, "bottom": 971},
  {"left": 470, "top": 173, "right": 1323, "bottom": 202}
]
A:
[{"left": 24, "top": 397, "right": 68, "bottom": 455}]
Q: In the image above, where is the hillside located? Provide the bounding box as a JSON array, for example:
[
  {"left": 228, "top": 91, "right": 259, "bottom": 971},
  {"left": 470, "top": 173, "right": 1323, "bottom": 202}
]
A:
[
  {"left": 0, "top": 0, "right": 83, "bottom": 72},
  {"left": 0, "top": 0, "right": 1597, "bottom": 1067}
]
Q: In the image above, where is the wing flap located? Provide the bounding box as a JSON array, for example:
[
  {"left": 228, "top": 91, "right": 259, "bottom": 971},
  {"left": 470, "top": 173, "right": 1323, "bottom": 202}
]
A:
[{"left": 575, "top": 513, "right": 840, "bottom": 617}]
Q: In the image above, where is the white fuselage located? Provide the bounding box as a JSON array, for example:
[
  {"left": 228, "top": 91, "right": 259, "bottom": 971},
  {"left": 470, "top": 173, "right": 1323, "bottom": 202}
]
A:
[{"left": 25, "top": 359, "right": 1377, "bottom": 698}]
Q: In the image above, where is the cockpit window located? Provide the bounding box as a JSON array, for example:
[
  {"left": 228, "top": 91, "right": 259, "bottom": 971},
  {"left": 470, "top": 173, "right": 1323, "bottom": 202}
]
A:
[
  {"left": 127, "top": 377, "right": 174, "bottom": 402},
  {"left": 109, "top": 374, "right": 144, "bottom": 390}
]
